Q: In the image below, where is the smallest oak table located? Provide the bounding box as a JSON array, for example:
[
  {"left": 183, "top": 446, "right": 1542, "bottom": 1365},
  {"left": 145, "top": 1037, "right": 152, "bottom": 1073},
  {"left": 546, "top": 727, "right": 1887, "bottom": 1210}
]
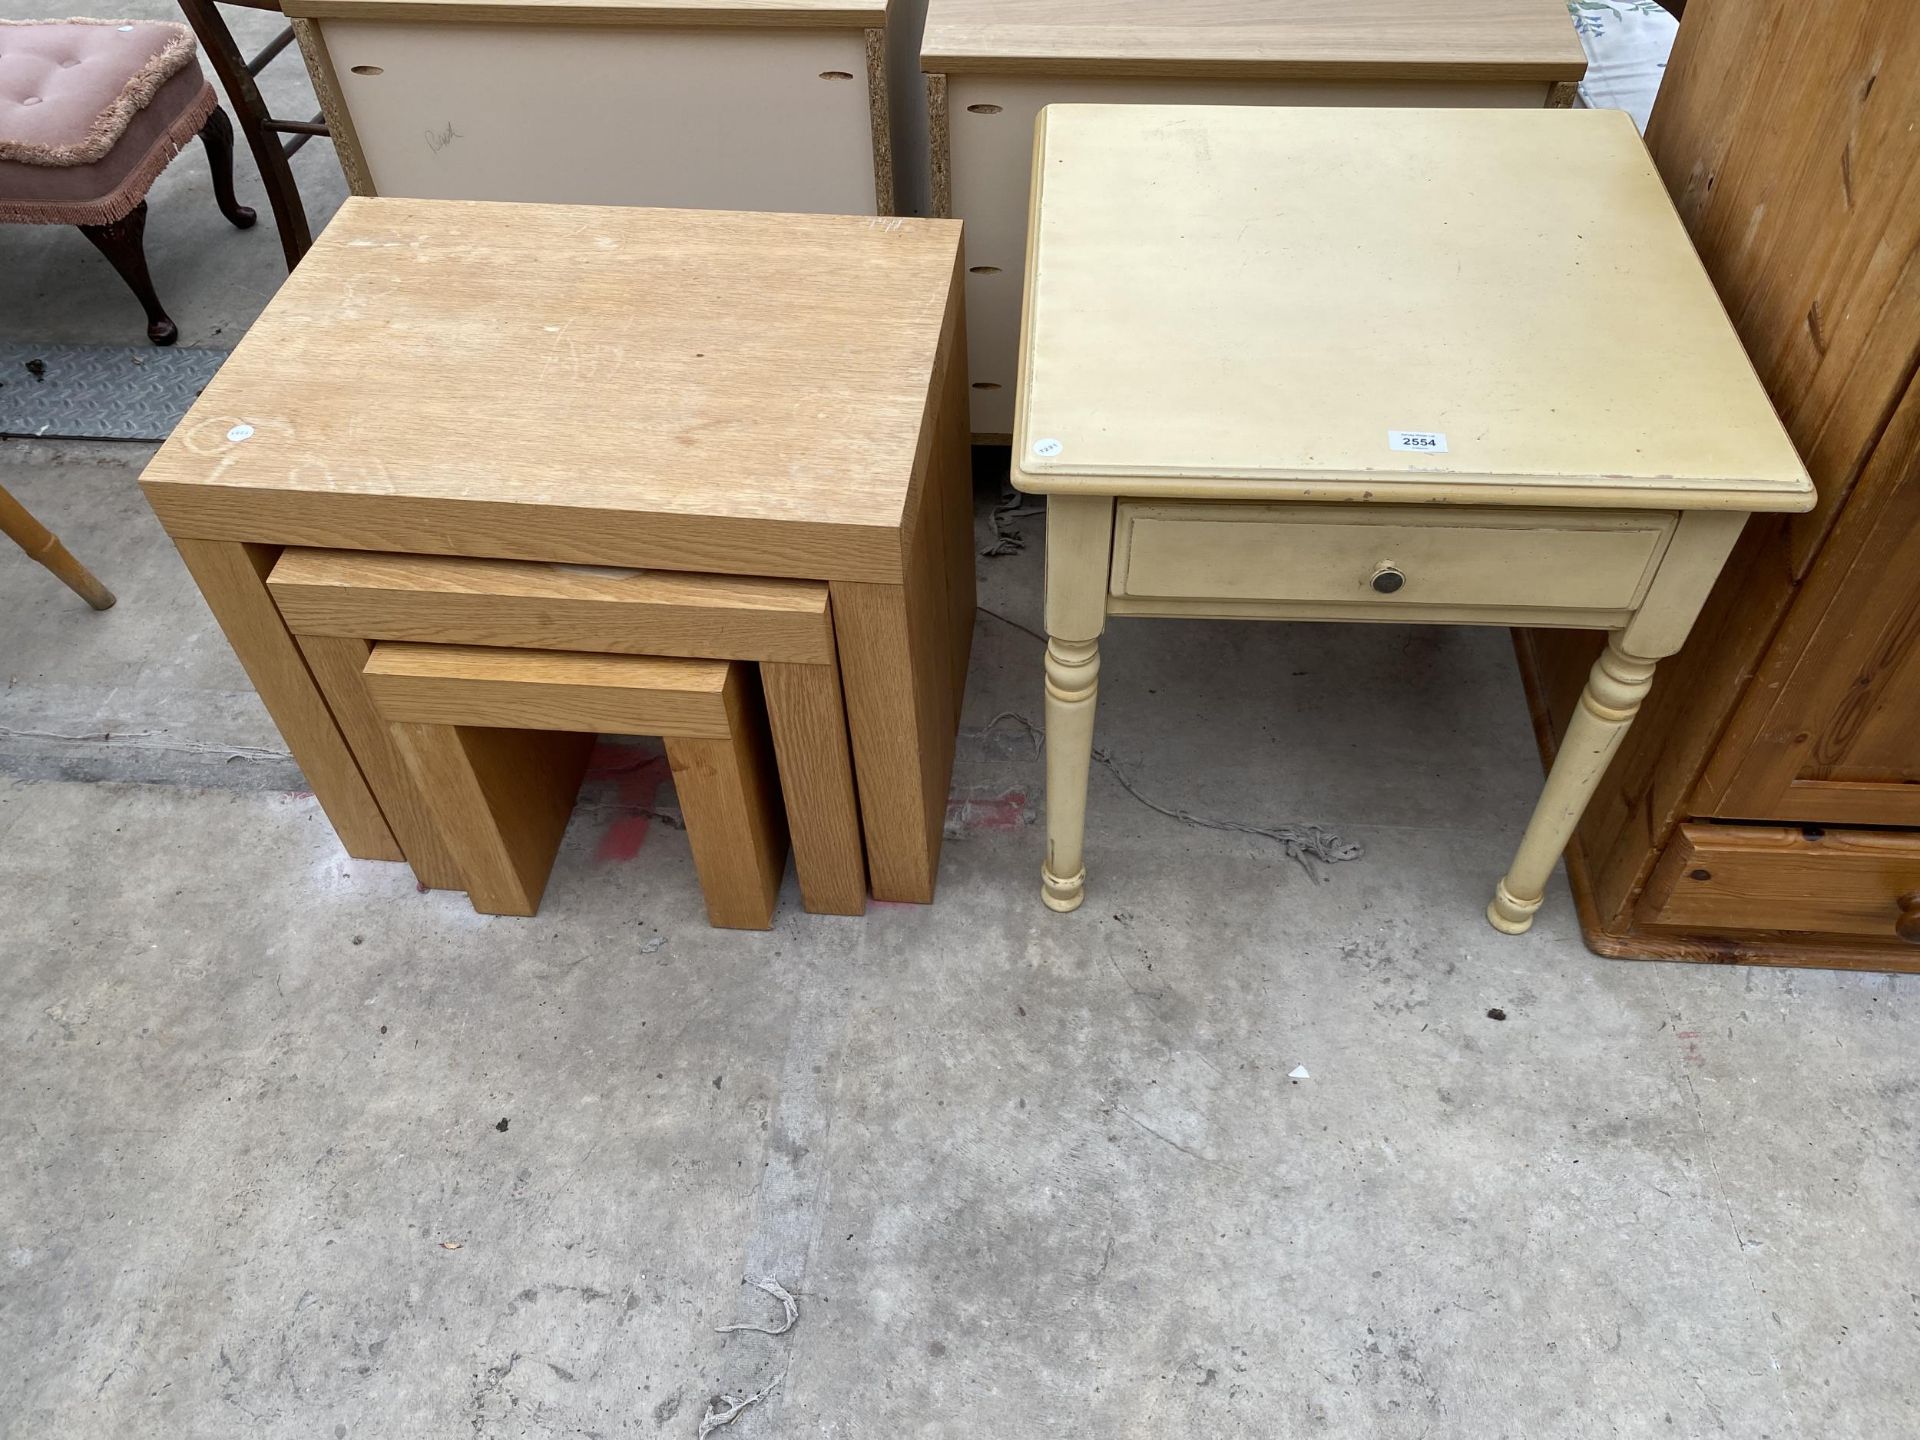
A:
[
  {"left": 142, "top": 197, "right": 974, "bottom": 907},
  {"left": 1010, "top": 105, "right": 1813, "bottom": 932}
]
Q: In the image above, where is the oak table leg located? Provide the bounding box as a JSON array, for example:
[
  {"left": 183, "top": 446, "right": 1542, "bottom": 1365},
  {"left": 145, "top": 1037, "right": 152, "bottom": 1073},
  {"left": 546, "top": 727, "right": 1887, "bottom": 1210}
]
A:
[
  {"left": 665, "top": 673, "right": 789, "bottom": 931},
  {"left": 762, "top": 655, "right": 867, "bottom": 916},
  {"left": 1489, "top": 634, "right": 1657, "bottom": 933},
  {"left": 390, "top": 723, "right": 593, "bottom": 916},
  {"left": 172, "top": 538, "right": 401, "bottom": 860},
  {"left": 828, "top": 580, "right": 945, "bottom": 903},
  {"left": 297, "top": 633, "right": 466, "bottom": 891},
  {"left": 1038, "top": 495, "right": 1116, "bottom": 913},
  {"left": 824, "top": 319, "right": 974, "bottom": 904}
]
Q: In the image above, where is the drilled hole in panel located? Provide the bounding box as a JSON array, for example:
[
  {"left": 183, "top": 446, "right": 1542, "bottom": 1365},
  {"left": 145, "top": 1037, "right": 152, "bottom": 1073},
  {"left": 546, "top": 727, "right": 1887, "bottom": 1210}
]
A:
[
  {"left": 972, "top": 381, "right": 1003, "bottom": 391},
  {"left": 968, "top": 265, "right": 1002, "bottom": 275},
  {"left": 819, "top": 70, "right": 854, "bottom": 80},
  {"left": 966, "top": 103, "right": 1003, "bottom": 115},
  {"left": 350, "top": 64, "right": 384, "bottom": 75}
]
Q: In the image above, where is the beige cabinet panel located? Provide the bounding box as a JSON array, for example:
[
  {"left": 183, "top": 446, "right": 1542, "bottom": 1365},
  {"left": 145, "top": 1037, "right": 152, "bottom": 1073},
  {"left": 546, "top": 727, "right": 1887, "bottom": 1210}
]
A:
[{"left": 322, "top": 21, "right": 881, "bottom": 213}]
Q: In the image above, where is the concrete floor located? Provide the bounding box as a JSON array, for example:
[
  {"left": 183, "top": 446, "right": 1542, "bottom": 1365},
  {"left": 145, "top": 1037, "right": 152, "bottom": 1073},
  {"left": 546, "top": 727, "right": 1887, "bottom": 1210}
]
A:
[
  {"left": 3, "top": 11, "right": 1917, "bottom": 1433},
  {"left": 3, "top": 439, "right": 1918, "bottom": 1439}
]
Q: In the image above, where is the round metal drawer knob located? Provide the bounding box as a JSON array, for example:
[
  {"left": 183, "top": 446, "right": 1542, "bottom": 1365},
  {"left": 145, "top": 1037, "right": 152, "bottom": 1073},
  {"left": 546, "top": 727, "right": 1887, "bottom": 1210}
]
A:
[{"left": 1371, "top": 565, "right": 1406, "bottom": 595}]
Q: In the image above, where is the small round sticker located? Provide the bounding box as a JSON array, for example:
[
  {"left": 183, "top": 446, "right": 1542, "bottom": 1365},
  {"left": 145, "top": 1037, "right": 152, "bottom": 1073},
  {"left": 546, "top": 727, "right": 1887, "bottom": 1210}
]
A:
[
  {"left": 1031, "top": 438, "right": 1063, "bottom": 459},
  {"left": 227, "top": 424, "right": 255, "bottom": 443}
]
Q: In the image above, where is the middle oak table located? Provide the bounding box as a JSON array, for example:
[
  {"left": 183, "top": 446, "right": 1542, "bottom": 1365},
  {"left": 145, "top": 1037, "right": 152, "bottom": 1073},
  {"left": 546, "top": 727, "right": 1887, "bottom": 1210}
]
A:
[{"left": 140, "top": 198, "right": 975, "bottom": 907}]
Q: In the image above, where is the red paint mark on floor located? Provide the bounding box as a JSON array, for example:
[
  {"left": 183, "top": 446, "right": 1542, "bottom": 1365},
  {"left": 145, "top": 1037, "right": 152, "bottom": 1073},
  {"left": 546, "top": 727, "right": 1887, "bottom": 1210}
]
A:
[
  {"left": 585, "top": 740, "right": 670, "bottom": 863},
  {"left": 945, "top": 788, "right": 1030, "bottom": 835},
  {"left": 1675, "top": 1029, "right": 1706, "bottom": 1067}
]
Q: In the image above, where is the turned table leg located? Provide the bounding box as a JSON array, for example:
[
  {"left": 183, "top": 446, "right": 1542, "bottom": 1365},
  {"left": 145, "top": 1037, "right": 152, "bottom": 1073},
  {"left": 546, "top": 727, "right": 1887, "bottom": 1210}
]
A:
[
  {"left": 1042, "top": 636, "right": 1100, "bottom": 911},
  {"left": 1490, "top": 635, "right": 1656, "bottom": 933},
  {"left": 1038, "top": 494, "right": 1116, "bottom": 913},
  {"left": 1489, "top": 511, "right": 1746, "bottom": 935}
]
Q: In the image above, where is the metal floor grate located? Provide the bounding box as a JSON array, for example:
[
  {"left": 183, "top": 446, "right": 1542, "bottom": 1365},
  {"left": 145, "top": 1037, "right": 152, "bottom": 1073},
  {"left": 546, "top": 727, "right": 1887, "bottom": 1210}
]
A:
[{"left": 0, "top": 343, "right": 227, "bottom": 442}]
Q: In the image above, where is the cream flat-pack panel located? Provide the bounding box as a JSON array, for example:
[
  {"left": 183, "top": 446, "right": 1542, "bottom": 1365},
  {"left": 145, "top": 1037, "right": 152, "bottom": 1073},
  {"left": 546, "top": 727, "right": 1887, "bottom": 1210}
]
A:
[
  {"left": 1013, "top": 105, "right": 1814, "bottom": 511},
  {"left": 947, "top": 75, "right": 1549, "bottom": 435},
  {"left": 324, "top": 20, "right": 878, "bottom": 213},
  {"left": 293, "top": 0, "right": 883, "bottom": 19}
]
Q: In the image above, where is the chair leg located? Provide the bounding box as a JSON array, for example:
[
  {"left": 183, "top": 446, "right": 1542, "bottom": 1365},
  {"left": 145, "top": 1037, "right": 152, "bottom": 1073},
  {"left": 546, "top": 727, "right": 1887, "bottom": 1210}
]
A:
[
  {"left": 175, "top": 0, "right": 312, "bottom": 269},
  {"left": 0, "top": 484, "right": 116, "bottom": 611},
  {"left": 77, "top": 202, "right": 177, "bottom": 347},
  {"left": 199, "top": 107, "right": 257, "bottom": 230}
]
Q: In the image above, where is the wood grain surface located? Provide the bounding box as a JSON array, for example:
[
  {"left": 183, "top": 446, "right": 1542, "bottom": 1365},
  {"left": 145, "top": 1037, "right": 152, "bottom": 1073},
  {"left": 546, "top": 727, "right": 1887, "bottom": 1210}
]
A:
[
  {"left": 172, "top": 538, "right": 401, "bottom": 861},
  {"left": 1516, "top": 0, "right": 1920, "bottom": 965},
  {"left": 389, "top": 723, "right": 594, "bottom": 915},
  {"left": 297, "top": 633, "right": 466, "bottom": 889},
  {"left": 270, "top": 550, "right": 835, "bottom": 663},
  {"left": 364, "top": 644, "right": 735, "bottom": 737},
  {"left": 270, "top": 547, "right": 866, "bottom": 915},
  {"left": 763, "top": 656, "right": 868, "bottom": 916},
  {"left": 1639, "top": 824, "right": 1920, "bottom": 943},
  {"left": 667, "top": 666, "right": 791, "bottom": 929},
  {"left": 142, "top": 199, "right": 964, "bottom": 584}
]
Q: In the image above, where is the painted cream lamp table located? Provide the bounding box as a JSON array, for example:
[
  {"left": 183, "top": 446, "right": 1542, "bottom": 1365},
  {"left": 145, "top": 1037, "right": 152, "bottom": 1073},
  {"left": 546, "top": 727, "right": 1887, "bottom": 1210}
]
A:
[
  {"left": 1011, "top": 105, "right": 1814, "bottom": 932},
  {"left": 921, "top": 0, "right": 1588, "bottom": 438}
]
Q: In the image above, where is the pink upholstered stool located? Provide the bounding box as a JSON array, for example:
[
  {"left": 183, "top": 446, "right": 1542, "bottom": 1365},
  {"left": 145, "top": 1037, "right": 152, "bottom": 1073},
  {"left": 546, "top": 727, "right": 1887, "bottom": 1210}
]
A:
[{"left": 0, "top": 18, "right": 254, "bottom": 344}]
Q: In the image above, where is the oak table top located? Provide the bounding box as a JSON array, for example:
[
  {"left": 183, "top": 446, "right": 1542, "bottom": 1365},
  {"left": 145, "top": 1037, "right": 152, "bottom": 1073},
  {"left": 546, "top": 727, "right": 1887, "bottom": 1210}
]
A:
[
  {"left": 1011, "top": 106, "right": 1813, "bottom": 515},
  {"left": 921, "top": 0, "right": 1587, "bottom": 81},
  {"left": 142, "top": 197, "right": 964, "bottom": 583}
]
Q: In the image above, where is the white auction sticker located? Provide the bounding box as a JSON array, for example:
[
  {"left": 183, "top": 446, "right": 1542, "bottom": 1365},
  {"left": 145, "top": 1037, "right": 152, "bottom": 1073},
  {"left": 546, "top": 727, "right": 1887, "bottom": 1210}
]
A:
[
  {"left": 1388, "top": 430, "right": 1448, "bottom": 454},
  {"left": 226, "top": 424, "right": 255, "bottom": 443},
  {"left": 1031, "top": 438, "right": 1063, "bottom": 459}
]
